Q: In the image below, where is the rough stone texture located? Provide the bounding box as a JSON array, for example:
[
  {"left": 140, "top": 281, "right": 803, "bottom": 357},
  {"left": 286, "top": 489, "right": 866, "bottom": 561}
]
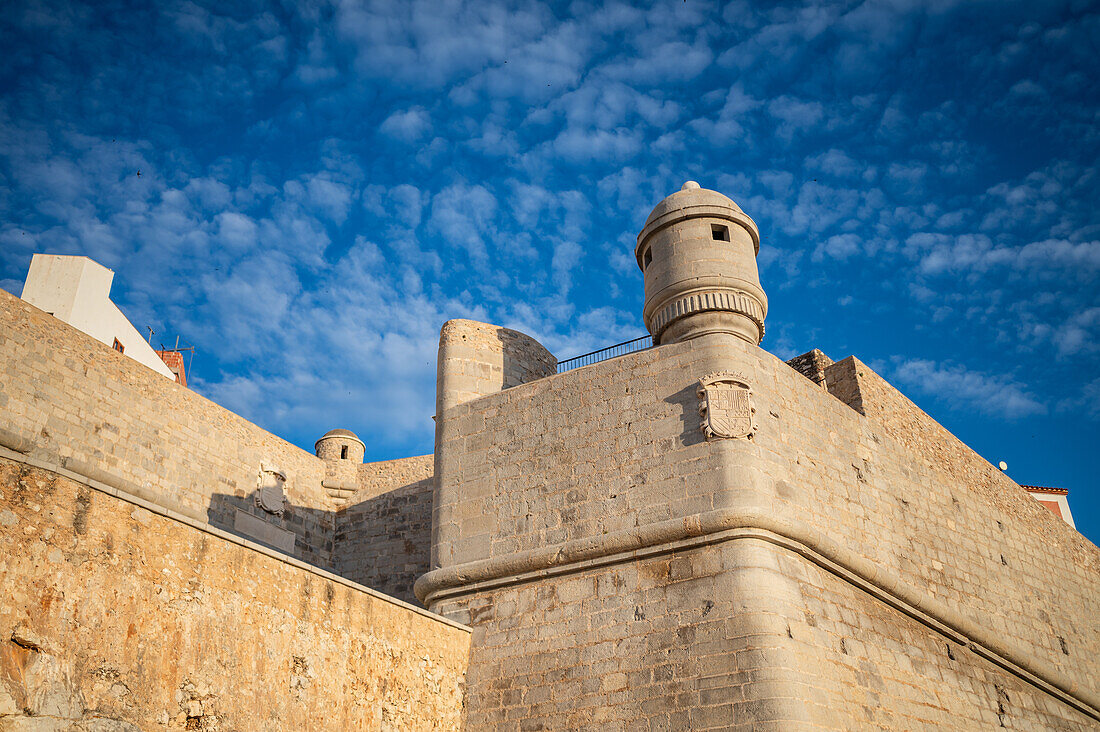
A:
[
  {"left": 0, "top": 289, "right": 335, "bottom": 566},
  {"left": 0, "top": 288, "right": 445, "bottom": 609},
  {"left": 4, "top": 176, "right": 1099, "bottom": 730},
  {"left": 0, "top": 454, "right": 469, "bottom": 731},
  {"left": 435, "top": 319, "right": 556, "bottom": 414},
  {"left": 316, "top": 432, "right": 367, "bottom": 506},
  {"left": 824, "top": 355, "right": 1099, "bottom": 565},
  {"left": 424, "top": 331, "right": 1099, "bottom": 729},
  {"left": 441, "top": 539, "right": 1091, "bottom": 730},
  {"left": 786, "top": 348, "right": 833, "bottom": 389},
  {"left": 335, "top": 455, "right": 435, "bottom": 605}
]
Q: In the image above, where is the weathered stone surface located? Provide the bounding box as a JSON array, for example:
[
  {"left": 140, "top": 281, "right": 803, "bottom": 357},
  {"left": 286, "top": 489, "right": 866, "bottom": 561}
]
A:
[
  {"left": 636, "top": 182, "right": 767, "bottom": 346},
  {"left": 785, "top": 348, "right": 833, "bottom": 388},
  {"left": 0, "top": 456, "right": 469, "bottom": 731},
  {"left": 0, "top": 289, "right": 444, "bottom": 606},
  {"left": 3, "top": 180, "right": 1098, "bottom": 731},
  {"left": 435, "top": 319, "right": 556, "bottom": 414},
  {"left": 424, "top": 326, "right": 1099, "bottom": 729},
  {"left": 0, "top": 290, "right": 335, "bottom": 567},
  {"left": 335, "top": 455, "right": 435, "bottom": 604}
]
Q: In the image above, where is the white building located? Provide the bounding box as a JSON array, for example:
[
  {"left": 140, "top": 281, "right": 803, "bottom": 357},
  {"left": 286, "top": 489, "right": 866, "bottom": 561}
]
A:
[
  {"left": 20, "top": 254, "right": 176, "bottom": 380},
  {"left": 1022, "top": 485, "right": 1077, "bottom": 528}
]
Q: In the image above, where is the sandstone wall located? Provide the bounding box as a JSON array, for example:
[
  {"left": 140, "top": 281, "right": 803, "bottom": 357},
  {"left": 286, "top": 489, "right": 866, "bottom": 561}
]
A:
[
  {"left": 824, "top": 355, "right": 1096, "bottom": 563},
  {"left": 422, "top": 332, "right": 1100, "bottom": 728},
  {"left": 435, "top": 319, "right": 556, "bottom": 414},
  {"left": 0, "top": 289, "right": 335, "bottom": 566},
  {"left": 448, "top": 539, "right": 1092, "bottom": 730},
  {"left": 0, "top": 452, "right": 469, "bottom": 731},
  {"left": 334, "top": 454, "right": 435, "bottom": 604}
]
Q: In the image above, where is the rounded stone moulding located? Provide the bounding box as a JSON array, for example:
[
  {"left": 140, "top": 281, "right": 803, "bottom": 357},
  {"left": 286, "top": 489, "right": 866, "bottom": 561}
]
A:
[{"left": 636, "top": 182, "right": 768, "bottom": 346}]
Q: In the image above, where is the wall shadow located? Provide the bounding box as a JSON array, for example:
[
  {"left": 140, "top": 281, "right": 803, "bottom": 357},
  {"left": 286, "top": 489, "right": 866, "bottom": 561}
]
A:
[
  {"left": 334, "top": 477, "right": 435, "bottom": 606},
  {"left": 206, "top": 477, "right": 435, "bottom": 608},
  {"left": 207, "top": 492, "right": 336, "bottom": 570}
]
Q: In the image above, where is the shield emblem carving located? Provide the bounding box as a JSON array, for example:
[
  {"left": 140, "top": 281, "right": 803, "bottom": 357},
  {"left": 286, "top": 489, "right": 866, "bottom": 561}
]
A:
[
  {"left": 256, "top": 463, "right": 287, "bottom": 516},
  {"left": 698, "top": 372, "right": 755, "bottom": 440}
]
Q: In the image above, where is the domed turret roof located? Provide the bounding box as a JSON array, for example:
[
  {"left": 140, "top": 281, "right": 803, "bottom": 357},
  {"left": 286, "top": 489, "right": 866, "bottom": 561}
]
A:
[
  {"left": 315, "top": 428, "right": 364, "bottom": 449},
  {"left": 642, "top": 181, "right": 744, "bottom": 231},
  {"left": 636, "top": 181, "right": 759, "bottom": 259}
]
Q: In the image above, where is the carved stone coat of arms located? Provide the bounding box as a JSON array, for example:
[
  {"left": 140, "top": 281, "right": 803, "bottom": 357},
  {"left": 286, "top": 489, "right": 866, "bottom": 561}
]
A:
[
  {"left": 697, "top": 372, "right": 756, "bottom": 440},
  {"left": 255, "top": 463, "right": 287, "bottom": 516}
]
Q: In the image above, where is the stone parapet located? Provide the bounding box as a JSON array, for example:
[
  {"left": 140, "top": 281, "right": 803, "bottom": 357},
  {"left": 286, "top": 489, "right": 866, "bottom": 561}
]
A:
[
  {"left": 786, "top": 348, "right": 834, "bottom": 388},
  {"left": 435, "top": 319, "right": 556, "bottom": 414}
]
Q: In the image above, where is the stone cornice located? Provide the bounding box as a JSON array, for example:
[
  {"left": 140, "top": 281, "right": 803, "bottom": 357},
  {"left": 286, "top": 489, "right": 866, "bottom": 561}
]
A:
[
  {"left": 647, "top": 288, "right": 767, "bottom": 340},
  {"left": 415, "top": 504, "right": 1100, "bottom": 721}
]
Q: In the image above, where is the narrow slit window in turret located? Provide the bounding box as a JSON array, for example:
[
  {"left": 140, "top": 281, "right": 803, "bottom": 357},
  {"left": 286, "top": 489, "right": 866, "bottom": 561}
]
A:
[{"left": 712, "top": 224, "right": 730, "bottom": 241}]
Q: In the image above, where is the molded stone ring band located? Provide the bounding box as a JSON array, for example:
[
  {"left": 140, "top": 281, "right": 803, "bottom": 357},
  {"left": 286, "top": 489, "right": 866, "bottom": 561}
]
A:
[
  {"left": 415, "top": 503, "right": 1100, "bottom": 721},
  {"left": 648, "top": 289, "right": 767, "bottom": 341}
]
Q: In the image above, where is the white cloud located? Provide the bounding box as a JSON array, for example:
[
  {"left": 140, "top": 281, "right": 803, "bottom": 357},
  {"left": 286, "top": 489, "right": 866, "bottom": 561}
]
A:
[
  {"left": 428, "top": 182, "right": 498, "bottom": 263},
  {"left": 890, "top": 358, "right": 1046, "bottom": 420},
  {"left": 379, "top": 107, "right": 431, "bottom": 143},
  {"left": 813, "top": 233, "right": 861, "bottom": 262},
  {"left": 768, "top": 95, "right": 824, "bottom": 136}
]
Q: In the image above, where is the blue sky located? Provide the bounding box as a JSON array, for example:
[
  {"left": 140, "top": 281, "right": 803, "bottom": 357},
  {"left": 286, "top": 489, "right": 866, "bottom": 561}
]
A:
[{"left": 1, "top": 0, "right": 1098, "bottom": 542}]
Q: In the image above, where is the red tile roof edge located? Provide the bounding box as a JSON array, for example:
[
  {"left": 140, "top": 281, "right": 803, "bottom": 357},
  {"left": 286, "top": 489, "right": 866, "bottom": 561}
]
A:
[{"left": 1020, "top": 485, "right": 1068, "bottom": 495}]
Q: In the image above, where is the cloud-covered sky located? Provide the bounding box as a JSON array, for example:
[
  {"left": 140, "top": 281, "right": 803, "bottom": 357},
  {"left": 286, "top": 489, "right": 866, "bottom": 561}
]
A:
[{"left": 2, "top": 0, "right": 1098, "bottom": 541}]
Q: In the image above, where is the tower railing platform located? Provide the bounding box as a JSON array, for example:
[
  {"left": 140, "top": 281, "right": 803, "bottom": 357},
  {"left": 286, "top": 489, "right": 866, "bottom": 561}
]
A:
[{"left": 555, "top": 335, "right": 653, "bottom": 373}]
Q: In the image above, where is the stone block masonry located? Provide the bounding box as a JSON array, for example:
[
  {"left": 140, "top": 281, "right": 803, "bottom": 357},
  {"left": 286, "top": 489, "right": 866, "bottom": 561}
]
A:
[
  {"left": 786, "top": 348, "right": 833, "bottom": 388},
  {"left": 335, "top": 454, "right": 435, "bottom": 604},
  {"left": 0, "top": 288, "right": 336, "bottom": 566},
  {"left": 435, "top": 319, "right": 556, "bottom": 413},
  {"left": 422, "top": 328, "right": 1100, "bottom": 729},
  {"left": 0, "top": 452, "right": 469, "bottom": 730},
  {"left": 0, "top": 288, "right": 454, "bottom": 608}
]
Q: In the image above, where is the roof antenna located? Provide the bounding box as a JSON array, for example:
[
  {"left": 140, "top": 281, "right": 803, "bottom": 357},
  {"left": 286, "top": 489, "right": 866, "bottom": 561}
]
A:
[{"left": 146, "top": 326, "right": 155, "bottom": 344}]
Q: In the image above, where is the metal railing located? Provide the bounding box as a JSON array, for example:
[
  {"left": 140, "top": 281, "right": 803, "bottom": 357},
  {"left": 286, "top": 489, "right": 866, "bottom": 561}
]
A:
[{"left": 555, "top": 335, "right": 653, "bottom": 373}]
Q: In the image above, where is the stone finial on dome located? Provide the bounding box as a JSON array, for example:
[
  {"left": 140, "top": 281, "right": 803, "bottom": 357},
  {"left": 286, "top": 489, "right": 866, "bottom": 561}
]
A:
[{"left": 635, "top": 182, "right": 767, "bottom": 346}]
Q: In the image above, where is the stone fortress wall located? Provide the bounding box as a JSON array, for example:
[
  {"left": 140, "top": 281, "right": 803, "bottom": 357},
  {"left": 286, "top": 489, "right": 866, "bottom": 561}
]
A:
[
  {"left": 421, "top": 327, "right": 1099, "bottom": 729},
  {"left": 417, "top": 181, "right": 1099, "bottom": 729},
  {"left": 0, "top": 453, "right": 469, "bottom": 730},
  {"left": 2, "top": 177, "right": 1098, "bottom": 730},
  {"left": 0, "top": 288, "right": 442, "bottom": 583},
  {"left": 335, "top": 454, "right": 435, "bottom": 604},
  {"left": 0, "top": 287, "right": 472, "bottom": 730},
  {"left": 0, "top": 289, "right": 336, "bottom": 566}
]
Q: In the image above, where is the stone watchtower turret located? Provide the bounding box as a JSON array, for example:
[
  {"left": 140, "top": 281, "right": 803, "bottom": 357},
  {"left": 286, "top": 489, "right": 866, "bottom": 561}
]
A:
[
  {"left": 315, "top": 428, "right": 365, "bottom": 464},
  {"left": 315, "top": 428, "right": 364, "bottom": 504},
  {"left": 635, "top": 181, "right": 767, "bottom": 345}
]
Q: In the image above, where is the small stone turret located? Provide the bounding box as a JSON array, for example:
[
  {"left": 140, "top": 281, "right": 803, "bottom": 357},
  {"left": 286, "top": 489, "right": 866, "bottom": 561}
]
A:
[
  {"left": 315, "top": 428, "right": 365, "bottom": 464},
  {"left": 636, "top": 181, "right": 767, "bottom": 345},
  {"left": 315, "top": 429, "right": 365, "bottom": 505}
]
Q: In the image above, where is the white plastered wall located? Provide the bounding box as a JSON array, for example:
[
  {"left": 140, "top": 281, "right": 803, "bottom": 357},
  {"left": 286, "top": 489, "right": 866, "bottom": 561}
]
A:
[
  {"left": 21, "top": 254, "right": 175, "bottom": 380},
  {"left": 1028, "top": 491, "right": 1077, "bottom": 529}
]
